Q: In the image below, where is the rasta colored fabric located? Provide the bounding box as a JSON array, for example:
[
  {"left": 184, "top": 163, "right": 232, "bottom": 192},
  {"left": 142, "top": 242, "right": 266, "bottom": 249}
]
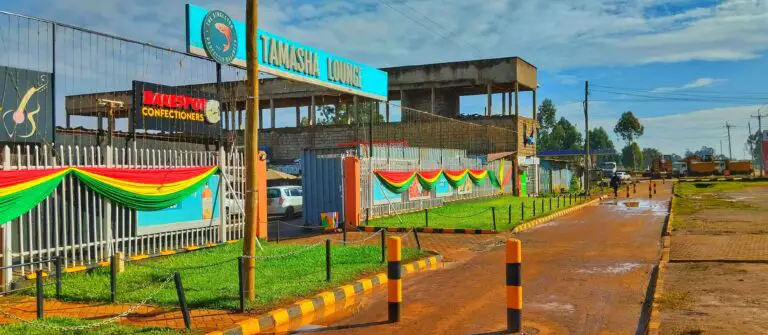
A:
[
  {"left": 0, "top": 166, "right": 219, "bottom": 223},
  {"left": 443, "top": 169, "right": 469, "bottom": 188},
  {"left": 468, "top": 169, "right": 488, "bottom": 186},
  {"left": 416, "top": 170, "right": 442, "bottom": 191},
  {"left": 488, "top": 170, "right": 502, "bottom": 189},
  {"left": 72, "top": 166, "right": 218, "bottom": 211},
  {"left": 0, "top": 168, "right": 69, "bottom": 224},
  {"left": 374, "top": 170, "right": 417, "bottom": 194}
]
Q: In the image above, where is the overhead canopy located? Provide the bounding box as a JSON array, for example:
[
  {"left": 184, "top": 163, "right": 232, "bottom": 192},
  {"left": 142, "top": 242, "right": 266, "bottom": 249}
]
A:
[
  {"left": 538, "top": 149, "right": 616, "bottom": 157},
  {"left": 266, "top": 169, "right": 298, "bottom": 181}
]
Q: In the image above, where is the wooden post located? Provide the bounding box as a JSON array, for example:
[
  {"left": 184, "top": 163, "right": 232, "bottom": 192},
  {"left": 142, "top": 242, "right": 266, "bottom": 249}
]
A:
[{"left": 244, "top": 0, "right": 260, "bottom": 302}]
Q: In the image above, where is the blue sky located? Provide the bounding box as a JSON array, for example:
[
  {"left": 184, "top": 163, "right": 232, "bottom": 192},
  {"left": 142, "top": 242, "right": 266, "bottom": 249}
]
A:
[{"left": 3, "top": 0, "right": 768, "bottom": 159}]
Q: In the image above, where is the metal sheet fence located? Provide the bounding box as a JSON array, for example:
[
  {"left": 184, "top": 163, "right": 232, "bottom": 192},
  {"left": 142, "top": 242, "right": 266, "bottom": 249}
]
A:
[{"left": 0, "top": 144, "right": 245, "bottom": 285}]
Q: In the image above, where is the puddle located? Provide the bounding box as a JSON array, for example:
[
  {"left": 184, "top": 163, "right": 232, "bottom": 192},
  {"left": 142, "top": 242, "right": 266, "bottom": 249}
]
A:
[
  {"left": 624, "top": 201, "right": 639, "bottom": 208},
  {"left": 529, "top": 301, "right": 575, "bottom": 313},
  {"left": 578, "top": 262, "right": 641, "bottom": 274}
]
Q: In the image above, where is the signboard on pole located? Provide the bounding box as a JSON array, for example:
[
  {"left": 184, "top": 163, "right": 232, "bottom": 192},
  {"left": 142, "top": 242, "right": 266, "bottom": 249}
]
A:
[
  {"left": 1, "top": 66, "right": 53, "bottom": 143},
  {"left": 132, "top": 81, "right": 222, "bottom": 137},
  {"left": 185, "top": 4, "right": 388, "bottom": 101}
]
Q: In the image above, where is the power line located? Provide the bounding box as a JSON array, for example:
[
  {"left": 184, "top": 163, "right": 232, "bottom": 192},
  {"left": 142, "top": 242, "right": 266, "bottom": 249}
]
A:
[
  {"left": 591, "top": 84, "right": 768, "bottom": 97},
  {"left": 590, "top": 89, "right": 768, "bottom": 103}
]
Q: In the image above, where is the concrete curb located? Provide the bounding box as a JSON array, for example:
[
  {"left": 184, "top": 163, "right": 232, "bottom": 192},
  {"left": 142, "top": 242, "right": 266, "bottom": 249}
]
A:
[
  {"left": 678, "top": 176, "right": 765, "bottom": 182},
  {"left": 358, "top": 226, "right": 496, "bottom": 234},
  {"left": 208, "top": 255, "right": 442, "bottom": 335},
  {"left": 646, "top": 183, "right": 674, "bottom": 335},
  {"left": 511, "top": 195, "right": 608, "bottom": 233}
]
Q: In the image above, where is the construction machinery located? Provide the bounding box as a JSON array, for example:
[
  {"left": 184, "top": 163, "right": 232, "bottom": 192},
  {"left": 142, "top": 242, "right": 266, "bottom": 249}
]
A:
[{"left": 650, "top": 157, "right": 673, "bottom": 179}]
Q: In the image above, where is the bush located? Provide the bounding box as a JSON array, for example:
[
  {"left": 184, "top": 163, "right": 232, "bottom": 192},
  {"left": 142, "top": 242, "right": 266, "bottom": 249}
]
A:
[{"left": 569, "top": 174, "right": 582, "bottom": 194}]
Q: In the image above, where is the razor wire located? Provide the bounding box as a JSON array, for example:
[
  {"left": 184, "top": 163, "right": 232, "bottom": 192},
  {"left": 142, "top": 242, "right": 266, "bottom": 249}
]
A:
[{"left": 0, "top": 272, "right": 175, "bottom": 332}]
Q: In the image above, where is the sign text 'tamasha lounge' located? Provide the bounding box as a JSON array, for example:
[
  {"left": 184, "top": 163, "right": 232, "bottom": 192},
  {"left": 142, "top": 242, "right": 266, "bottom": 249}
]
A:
[{"left": 259, "top": 35, "right": 362, "bottom": 89}]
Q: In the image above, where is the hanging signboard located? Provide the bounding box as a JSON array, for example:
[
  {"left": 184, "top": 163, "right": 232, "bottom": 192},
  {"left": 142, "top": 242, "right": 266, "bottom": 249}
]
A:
[
  {"left": 185, "top": 4, "right": 388, "bottom": 101},
  {"left": 132, "top": 81, "right": 222, "bottom": 137},
  {"left": 1, "top": 66, "right": 53, "bottom": 143}
]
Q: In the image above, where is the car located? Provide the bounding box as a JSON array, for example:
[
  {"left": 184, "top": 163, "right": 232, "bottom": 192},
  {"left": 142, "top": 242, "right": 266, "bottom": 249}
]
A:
[
  {"left": 616, "top": 171, "right": 631, "bottom": 183},
  {"left": 267, "top": 186, "right": 303, "bottom": 218},
  {"left": 223, "top": 192, "right": 244, "bottom": 217}
]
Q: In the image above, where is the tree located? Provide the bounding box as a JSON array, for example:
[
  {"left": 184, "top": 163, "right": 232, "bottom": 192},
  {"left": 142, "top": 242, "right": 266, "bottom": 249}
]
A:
[
  {"left": 622, "top": 143, "right": 643, "bottom": 170},
  {"left": 299, "top": 103, "right": 384, "bottom": 126},
  {"left": 539, "top": 117, "right": 583, "bottom": 151},
  {"left": 537, "top": 98, "right": 557, "bottom": 131},
  {"left": 614, "top": 111, "right": 644, "bottom": 144},
  {"left": 588, "top": 127, "right": 615, "bottom": 151},
  {"left": 667, "top": 153, "right": 682, "bottom": 162},
  {"left": 641, "top": 147, "right": 663, "bottom": 169}
]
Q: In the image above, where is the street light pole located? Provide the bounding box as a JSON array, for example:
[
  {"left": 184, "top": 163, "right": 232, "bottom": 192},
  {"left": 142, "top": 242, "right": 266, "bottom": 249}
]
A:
[{"left": 244, "top": 0, "right": 260, "bottom": 302}]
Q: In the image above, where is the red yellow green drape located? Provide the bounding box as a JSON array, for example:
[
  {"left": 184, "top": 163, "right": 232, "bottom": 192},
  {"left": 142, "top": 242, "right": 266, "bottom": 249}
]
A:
[
  {"left": 0, "top": 166, "right": 218, "bottom": 223},
  {"left": 375, "top": 167, "right": 510, "bottom": 194}
]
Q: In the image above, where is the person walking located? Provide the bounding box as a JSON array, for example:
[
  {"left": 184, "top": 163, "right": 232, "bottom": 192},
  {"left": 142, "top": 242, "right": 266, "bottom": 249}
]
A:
[{"left": 610, "top": 174, "right": 621, "bottom": 198}]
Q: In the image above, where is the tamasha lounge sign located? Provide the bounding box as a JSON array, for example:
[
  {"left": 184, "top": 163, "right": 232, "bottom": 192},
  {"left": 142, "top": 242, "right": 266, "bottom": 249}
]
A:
[
  {"left": 132, "top": 81, "right": 221, "bottom": 137},
  {"left": 185, "top": 4, "right": 388, "bottom": 102}
]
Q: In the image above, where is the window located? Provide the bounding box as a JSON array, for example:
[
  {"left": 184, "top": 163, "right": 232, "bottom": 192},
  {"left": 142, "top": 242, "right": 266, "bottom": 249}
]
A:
[
  {"left": 290, "top": 188, "right": 302, "bottom": 197},
  {"left": 267, "top": 189, "right": 280, "bottom": 198}
]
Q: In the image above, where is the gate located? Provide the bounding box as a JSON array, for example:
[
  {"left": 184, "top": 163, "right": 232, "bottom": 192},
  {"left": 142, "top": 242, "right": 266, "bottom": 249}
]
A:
[{"left": 302, "top": 149, "right": 345, "bottom": 226}]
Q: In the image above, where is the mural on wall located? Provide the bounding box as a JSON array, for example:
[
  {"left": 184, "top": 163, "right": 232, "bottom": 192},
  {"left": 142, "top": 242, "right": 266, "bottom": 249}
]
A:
[
  {"left": 372, "top": 176, "right": 402, "bottom": 205},
  {"left": 457, "top": 179, "right": 474, "bottom": 194},
  {"left": 435, "top": 175, "right": 453, "bottom": 197},
  {"left": 1, "top": 66, "right": 53, "bottom": 143},
  {"left": 136, "top": 175, "right": 222, "bottom": 234},
  {"left": 407, "top": 181, "right": 431, "bottom": 200}
]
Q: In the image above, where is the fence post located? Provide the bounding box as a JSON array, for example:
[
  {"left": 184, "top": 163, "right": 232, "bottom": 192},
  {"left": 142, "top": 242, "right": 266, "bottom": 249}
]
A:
[
  {"left": 413, "top": 230, "right": 421, "bottom": 250},
  {"left": 238, "top": 256, "right": 245, "bottom": 312},
  {"left": 276, "top": 222, "right": 280, "bottom": 244},
  {"left": 2, "top": 146, "right": 12, "bottom": 288},
  {"left": 380, "top": 230, "right": 386, "bottom": 263},
  {"left": 506, "top": 239, "right": 522, "bottom": 333},
  {"left": 521, "top": 202, "right": 525, "bottom": 221},
  {"left": 55, "top": 256, "right": 62, "bottom": 300},
  {"left": 218, "top": 146, "right": 227, "bottom": 243},
  {"left": 36, "top": 270, "right": 43, "bottom": 320},
  {"left": 540, "top": 198, "right": 544, "bottom": 213},
  {"left": 508, "top": 205, "right": 512, "bottom": 225},
  {"left": 174, "top": 272, "right": 192, "bottom": 329},
  {"left": 342, "top": 222, "right": 347, "bottom": 245},
  {"left": 532, "top": 200, "right": 536, "bottom": 217},
  {"left": 110, "top": 254, "right": 117, "bottom": 303},
  {"left": 549, "top": 197, "right": 552, "bottom": 211},
  {"left": 387, "top": 236, "right": 402, "bottom": 323},
  {"left": 491, "top": 207, "right": 497, "bottom": 231},
  {"left": 326, "top": 239, "right": 331, "bottom": 282},
  {"left": 424, "top": 209, "right": 429, "bottom": 227}
]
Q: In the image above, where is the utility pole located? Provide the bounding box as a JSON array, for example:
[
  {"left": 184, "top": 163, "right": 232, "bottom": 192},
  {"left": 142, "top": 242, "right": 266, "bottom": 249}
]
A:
[
  {"left": 725, "top": 122, "right": 734, "bottom": 160},
  {"left": 583, "top": 81, "right": 590, "bottom": 195},
  {"left": 751, "top": 110, "right": 767, "bottom": 177},
  {"left": 748, "top": 122, "right": 754, "bottom": 168},
  {"left": 244, "top": 0, "right": 259, "bottom": 302},
  {"left": 720, "top": 140, "right": 723, "bottom": 157}
]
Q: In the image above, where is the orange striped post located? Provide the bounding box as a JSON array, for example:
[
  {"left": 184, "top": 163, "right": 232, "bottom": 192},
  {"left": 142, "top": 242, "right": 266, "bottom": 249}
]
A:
[
  {"left": 388, "top": 236, "right": 402, "bottom": 323},
  {"left": 506, "top": 239, "right": 522, "bottom": 333},
  {"left": 626, "top": 185, "right": 630, "bottom": 198},
  {"left": 653, "top": 181, "right": 657, "bottom": 194},
  {"left": 648, "top": 181, "right": 653, "bottom": 198}
]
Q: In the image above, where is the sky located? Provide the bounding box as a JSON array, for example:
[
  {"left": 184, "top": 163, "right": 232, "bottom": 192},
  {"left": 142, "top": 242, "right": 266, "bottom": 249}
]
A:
[{"left": 3, "top": 0, "right": 768, "bottom": 159}]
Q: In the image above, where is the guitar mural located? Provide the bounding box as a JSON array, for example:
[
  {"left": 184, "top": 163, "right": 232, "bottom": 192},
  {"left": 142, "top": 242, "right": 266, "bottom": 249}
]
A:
[{"left": 1, "top": 66, "right": 53, "bottom": 143}]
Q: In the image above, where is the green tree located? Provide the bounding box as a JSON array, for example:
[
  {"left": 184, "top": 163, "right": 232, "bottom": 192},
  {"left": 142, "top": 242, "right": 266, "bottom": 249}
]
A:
[
  {"left": 641, "top": 147, "right": 663, "bottom": 169},
  {"left": 589, "top": 127, "right": 618, "bottom": 165},
  {"left": 622, "top": 143, "right": 643, "bottom": 170},
  {"left": 299, "top": 103, "right": 383, "bottom": 126},
  {"left": 614, "top": 111, "right": 644, "bottom": 144},
  {"left": 539, "top": 117, "right": 583, "bottom": 151},
  {"left": 537, "top": 98, "right": 557, "bottom": 131}
]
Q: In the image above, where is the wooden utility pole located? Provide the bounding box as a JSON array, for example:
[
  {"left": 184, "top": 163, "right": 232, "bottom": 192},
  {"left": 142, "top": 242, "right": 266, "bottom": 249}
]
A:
[
  {"left": 751, "top": 111, "right": 766, "bottom": 177},
  {"left": 725, "top": 122, "right": 734, "bottom": 160},
  {"left": 244, "top": 0, "right": 259, "bottom": 302},
  {"left": 583, "top": 81, "right": 590, "bottom": 195}
]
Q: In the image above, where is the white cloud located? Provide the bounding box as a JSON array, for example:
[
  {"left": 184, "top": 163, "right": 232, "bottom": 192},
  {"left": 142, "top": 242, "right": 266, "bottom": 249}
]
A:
[{"left": 651, "top": 77, "right": 727, "bottom": 93}]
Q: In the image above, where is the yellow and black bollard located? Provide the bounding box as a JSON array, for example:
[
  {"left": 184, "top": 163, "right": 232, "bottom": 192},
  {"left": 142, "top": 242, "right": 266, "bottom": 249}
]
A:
[
  {"left": 633, "top": 182, "right": 636, "bottom": 194},
  {"left": 653, "top": 181, "right": 657, "bottom": 195},
  {"left": 648, "top": 181, "right": 653, "bottom": 198},
  {"left": 388, "top": 236, "right": 402, "bottom": 323},
  {"left": 626, "top": 185, "right": 630, "bottom": 198},
  {"left": 506, "top": 239, "right": 522, "bottom": 333}
]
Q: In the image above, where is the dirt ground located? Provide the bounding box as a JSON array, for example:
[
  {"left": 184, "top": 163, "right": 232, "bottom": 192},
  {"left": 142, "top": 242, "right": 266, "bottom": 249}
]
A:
[
  {"left": 267, "top": 182, "right": 669, "bottom": 334},
  {"left": 672, "top": 182, "right": 768, "bottom": 235},
  {"left": 660, "top": 263, "right": 768, "bottom": 334}
]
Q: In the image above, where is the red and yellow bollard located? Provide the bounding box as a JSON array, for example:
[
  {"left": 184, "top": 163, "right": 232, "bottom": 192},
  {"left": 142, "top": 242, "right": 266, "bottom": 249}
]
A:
[
  {"left": 648, "top": 181, "right": 653, "bottom": 198},
  {"left": 506, "top": 239, "right": 522, "bottom": 333},
  {"left": 653, "top": 181, "right": 657, "bottom": 195},
  {"left": 388, "top": 236, "right": 402, "bottom": 323},
  {"left": 633, "top": 182, "right": 636, "bottom": 194},
  {"left": 626, "top": 185, "right": 630, "bottom": 198}
]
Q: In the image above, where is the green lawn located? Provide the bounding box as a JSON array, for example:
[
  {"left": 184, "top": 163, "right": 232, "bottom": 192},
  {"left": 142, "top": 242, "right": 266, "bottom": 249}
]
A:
[
  {"left": 40, "top": 241, "right": 425, "bottom": 313},
  {"left": 368, "top": 193, "right": 589, "bottom": 230},
  {"left": 0, "top": 317, "right": 181, "bottom": 335}
]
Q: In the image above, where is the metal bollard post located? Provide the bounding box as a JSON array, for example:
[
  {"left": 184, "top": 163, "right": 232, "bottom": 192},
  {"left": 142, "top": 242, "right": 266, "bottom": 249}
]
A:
[
  {"left": 54, "top": 256, "right": 62, "bottom": 300},
  {"left": 533, "top": 200, "right": 536, "bottom": 217},
  {"left": 626, "top": 185, "right": 630, "bottom": 198},
  {"left": 506, "top": 239, "right": 522, "bottom": 333},
  {"left": 633, "top": 182, "right": 637, "bottom": 194},
  {"left": 380, "top": 230, "right": 386, "bottom": 263},
  {"left": 521, "top": 202, "right": 525, "bottom": 220},
  {"left": 549, "top": 197, "right": 552, "bottom": 211},
  {"left": 654, "top": 182, "right": 657, "bottom": 194},
  {"left": 413, "top": 230, "right": 421, "bottom": 250},
  {"left": 649, "top": 182, "right": 653, "bottom": 198},
  {"left": 238, "top": 256, "right": 245, "bottom": 312},
  {"left": 387, "top": 236, "right": 402, "bottom": 323},
  {"left": 276, "top": 222, "right": 280, "bottom": 244},
  {"left": 326, "top": 239, "right": 331, "bottom": 282},
  {"left": 541, "top": 198, "right": 544, "bottom": 213},
  {"left": 174, "top": 272, "right": 192, "bottom": 329},
  {"left": 424, "top": 209, "right": 429, "bottom": 227},
  {"left": 366, "top": 208, "right": 370, "bottom": 226},
  {"left": 110, "top": 254, "right": 117, "bottom": 303},
  {"left": 508, "top": 204, "right": 512, "bottom": 225},
  {"left": 36, "top": 270, "right": 43, "bottom": 320},
  {"left": 491, "top": 207, "right": 497, "bottom": 231}
]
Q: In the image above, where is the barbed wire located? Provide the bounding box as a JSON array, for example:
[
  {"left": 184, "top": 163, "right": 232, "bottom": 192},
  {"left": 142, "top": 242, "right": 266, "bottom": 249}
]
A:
[
  {"left": 327, "top": 228, "right": 384, "bottom": 244},
  {"left": 428, "top": 207, "right": 492, "bottom": 219},
  {"left": 0, "top": 273, "right": 174, "bottom": 331},
  {"left": 242, "top": 242, "right": 325, "bottom": 260},
  {"left": 125, "top": 257, "right": 238, "bottom": 272}
]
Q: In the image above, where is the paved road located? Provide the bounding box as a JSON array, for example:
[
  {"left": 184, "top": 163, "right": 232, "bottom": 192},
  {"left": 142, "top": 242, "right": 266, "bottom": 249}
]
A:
[{"left": 282, "top": 182, "right": 670, "bottom": 334}]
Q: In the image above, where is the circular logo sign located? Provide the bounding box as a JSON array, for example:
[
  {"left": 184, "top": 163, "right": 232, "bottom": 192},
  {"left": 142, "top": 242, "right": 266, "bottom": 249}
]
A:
[
  {"left": 204, "top": 100, "right": 221, "bottom": 124},
  {"left": 202, "top": 10, "right": 238, "bottom": 65}
]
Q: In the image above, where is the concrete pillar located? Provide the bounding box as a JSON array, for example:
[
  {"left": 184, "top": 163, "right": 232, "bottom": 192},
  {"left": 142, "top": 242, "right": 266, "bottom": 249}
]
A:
[
  {"left": 258, "top": 108, "right": 263, "bottom": 129},
  {"left": 385, "top": 102, "right": 390, "bottom": 123},
  {"left": 532, "top": 89, "right": 537, "bottom": 121},
  {"left": 334, "top": 97, "right": 341, "bottom": 124},
  {"left": 514, "top": 81, "right": 519, "bottom": 117},
  {"left": 310, "top": 96, "right": 316, "bottom": 126},
  {"left": 431, "top": 87, "right": 436, "bottom": 114},
  {"left": 502, "top": 90, "right": 507, "bottom": 116},
  {"left": 270, "top": 98, "right": 276, "bottom": 129},
  {"left": 295, "top": 105, "right": 301, "bottom": 127},
  {"left": 353, "top": 95, "right": 359, "bottom": 124},
  {"left": 487, "top": 83, "right": 493, "bottom": 116}
]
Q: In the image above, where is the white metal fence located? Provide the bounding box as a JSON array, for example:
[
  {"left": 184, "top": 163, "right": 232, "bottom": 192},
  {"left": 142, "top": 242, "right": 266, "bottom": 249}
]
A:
[{"left": 0, "top": 144, "right": 245, "bottom": 286}]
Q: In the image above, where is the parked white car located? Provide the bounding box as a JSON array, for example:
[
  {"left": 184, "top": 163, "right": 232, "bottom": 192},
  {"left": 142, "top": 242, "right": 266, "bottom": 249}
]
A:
[
  {"left": 616, "top": 171, "right": 631, "bottom": 183},
  {"left": 267, "top": 186, "right": 303, "bottom": 218}
]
